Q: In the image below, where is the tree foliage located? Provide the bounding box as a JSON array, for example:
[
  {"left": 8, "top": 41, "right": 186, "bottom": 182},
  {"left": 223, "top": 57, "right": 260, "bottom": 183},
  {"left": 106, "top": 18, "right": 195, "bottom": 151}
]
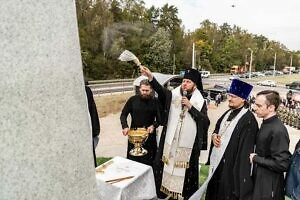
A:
[{"left": 76, "top": 0, "right": 300, "bottom": 80}]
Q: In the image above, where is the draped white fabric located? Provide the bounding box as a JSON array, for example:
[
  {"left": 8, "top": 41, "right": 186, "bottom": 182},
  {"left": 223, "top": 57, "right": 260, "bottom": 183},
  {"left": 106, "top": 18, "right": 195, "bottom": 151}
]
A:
[
  {"left": 190, "top": 108, "right": 248, "bottom": 200},
  {"left": 96, "top": 156, "right": 156, "bottom": 200}
]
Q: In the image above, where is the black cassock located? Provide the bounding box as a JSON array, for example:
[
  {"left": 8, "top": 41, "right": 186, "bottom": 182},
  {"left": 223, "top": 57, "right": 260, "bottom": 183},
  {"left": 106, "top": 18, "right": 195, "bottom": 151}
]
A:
[
  {"left": 206, "top": 107, "right": 258, "bottom": 200},
  {"left": 120, "top": 95, "right": 161, "bottom": 167},
  {"left": 252, "top": 115, "right": 291, "bottom": 200},
  {"left": 85, "top": 86, "right": 100, "bottom": 167},
  {"left": 149, "top": 78, "right": 210, "bottom": 199}
]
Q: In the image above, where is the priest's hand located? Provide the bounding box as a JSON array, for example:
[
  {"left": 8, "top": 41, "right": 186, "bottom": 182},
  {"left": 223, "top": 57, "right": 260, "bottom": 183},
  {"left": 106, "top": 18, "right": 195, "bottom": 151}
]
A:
[
  {"left": 147, "top": 125, "right": 154, "bottom": 134},
  {"left": 140, "top": 66, "right": 153, "bottom": 81},
  {"left": 212, "top": 133, "right": 221, "bottom": 148},
  {"left": 122, "top": 128, "right": 129, "bottom": 136},
  {"left": 249, "top": 153, "right": 257, "bottom": 164},
  {"left": 181, "top": 97, "right": 192, "bottom": 110}
]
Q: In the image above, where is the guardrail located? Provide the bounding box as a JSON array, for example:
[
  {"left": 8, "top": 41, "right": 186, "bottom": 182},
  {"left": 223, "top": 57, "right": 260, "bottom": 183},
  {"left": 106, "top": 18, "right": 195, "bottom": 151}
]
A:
[
  {"left": 88, "top": 73, "right": 230, "bottom": 95},
  {"left": 88, "top": 78, "right": 134, "bottom": 85},
  {"left": 89, "top": 81, "right": 134, "bottom": 95}
]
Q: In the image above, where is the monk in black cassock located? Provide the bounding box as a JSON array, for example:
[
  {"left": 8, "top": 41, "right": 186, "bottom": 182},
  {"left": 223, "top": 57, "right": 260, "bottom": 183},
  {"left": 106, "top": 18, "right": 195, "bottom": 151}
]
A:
[
  {"left": 120, "top": 79, "right": 161, "bottom": 167},
  {"left": 250, "top": 90, "right": 291, "bottom": 200},
  {"left": 141, "top": 66, "right": 210, "bottom": 200},
  {"left": 85, "top": 85, "right": 100, "bottom": 167},
  {"left": 203, "top": 79, "right": 258, "bottom": 200}
]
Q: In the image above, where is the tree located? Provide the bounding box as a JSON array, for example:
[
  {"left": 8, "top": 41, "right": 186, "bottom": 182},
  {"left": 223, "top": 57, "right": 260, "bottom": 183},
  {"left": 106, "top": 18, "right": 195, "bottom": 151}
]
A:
[{"left": 143, "top": 28, "right": 172, "bottom": 73}]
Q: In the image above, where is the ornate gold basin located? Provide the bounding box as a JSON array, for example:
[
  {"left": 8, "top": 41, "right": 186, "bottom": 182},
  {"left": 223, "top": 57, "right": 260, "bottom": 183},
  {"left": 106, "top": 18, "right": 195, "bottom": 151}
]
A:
[{"left": 128, "top": 128, "right": 149, "bottom": 156}]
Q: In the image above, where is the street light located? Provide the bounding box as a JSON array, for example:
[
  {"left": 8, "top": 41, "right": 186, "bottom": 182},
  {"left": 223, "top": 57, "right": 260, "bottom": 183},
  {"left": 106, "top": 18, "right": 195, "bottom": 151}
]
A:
[
  {"left": 290, "top": 54, "right": 293, "bottom": 75},
  {"left": 248, "top": 48, "right": 253, "bottom": 79},
  {"left": 269, "top": 48, "right": 277, "bottom": 77},
  {"left": 273, "top": 52, "right": 277, "bottom": 77}
]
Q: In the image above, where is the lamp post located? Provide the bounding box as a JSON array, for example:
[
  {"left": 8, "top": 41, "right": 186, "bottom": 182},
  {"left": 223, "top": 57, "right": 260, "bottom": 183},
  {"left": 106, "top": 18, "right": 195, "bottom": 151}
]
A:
[
  {"left": 273, "top": 52, "right": 277, "bottom": 77},
  {"left": 192, "top": 43, "right": 195, "bottom": 69},
  {"left": 248, "top": 48, "right": 253, "bottom": 79},
  {"left": 290, "top": 54, "right": 293, "bottom": 75}
]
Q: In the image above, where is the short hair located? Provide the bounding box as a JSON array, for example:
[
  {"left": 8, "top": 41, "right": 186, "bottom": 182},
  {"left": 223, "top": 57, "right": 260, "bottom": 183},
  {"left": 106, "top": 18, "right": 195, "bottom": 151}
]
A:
[
  {"left": 256, "top": 90, "right": 280, "bottom": 110},
  {"left": 139, "top": 79, "right": 151, "bottom": 87}
]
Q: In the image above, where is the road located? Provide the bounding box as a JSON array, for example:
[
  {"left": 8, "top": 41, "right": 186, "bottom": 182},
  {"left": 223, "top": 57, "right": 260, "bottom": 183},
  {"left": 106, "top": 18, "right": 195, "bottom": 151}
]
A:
[
  {"left": 90, "top": 74, "right": 292, "bottom": 98},
  {"left": 203, "top": 75, "right": 290, "bottom": 97}
]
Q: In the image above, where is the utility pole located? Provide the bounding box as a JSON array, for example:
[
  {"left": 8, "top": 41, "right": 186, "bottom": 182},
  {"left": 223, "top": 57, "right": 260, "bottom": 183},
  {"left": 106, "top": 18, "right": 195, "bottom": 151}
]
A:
[
  {"left": 290, "top": 54, "right": 293, "bottom": 75},
  {"left": 192, "top": 43, "right": 195, "bottom": 69},
  {"left": 273, "top": 52, "right": 277, "bottom": 77},
  {"left": 248, "top": 48, "right": 253, "bottom": 79},
  {"left": 173, "top": 54, "right": 176, "bottom": 75}
]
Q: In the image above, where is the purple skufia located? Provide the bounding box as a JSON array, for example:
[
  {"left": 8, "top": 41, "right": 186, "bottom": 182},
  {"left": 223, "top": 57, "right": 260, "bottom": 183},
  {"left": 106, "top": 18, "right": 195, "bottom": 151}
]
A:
[{"left": 229, "top": 79, "right": 253, "bottom": 99}]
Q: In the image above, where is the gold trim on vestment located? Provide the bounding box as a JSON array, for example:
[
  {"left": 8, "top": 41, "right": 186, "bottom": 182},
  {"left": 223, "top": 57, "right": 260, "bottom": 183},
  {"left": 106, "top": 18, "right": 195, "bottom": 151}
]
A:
[
  {"left": 160, "top": 185, "right": 184, "bottom": 200},
  {"left": 162, "top": 156, "right": 190, "bottom": 169},
  {"left": 174, "top": 161, "right": 189, "bottom": 169},
  {"left": 162, "top": 155, "right": 169, "bottom": 165}
]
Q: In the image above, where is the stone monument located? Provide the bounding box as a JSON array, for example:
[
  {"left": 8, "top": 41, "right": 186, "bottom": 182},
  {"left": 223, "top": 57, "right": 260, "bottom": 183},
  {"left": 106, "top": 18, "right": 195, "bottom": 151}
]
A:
[{"left": 0, "top": 1, "right": 98, "bottom": 199}]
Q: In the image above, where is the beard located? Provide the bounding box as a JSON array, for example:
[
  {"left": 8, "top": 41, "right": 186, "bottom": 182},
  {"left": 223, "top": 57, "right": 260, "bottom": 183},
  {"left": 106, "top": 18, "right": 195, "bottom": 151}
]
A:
[
  {"left": 180, "top": 87, "right": 194, "bottom": 97},
  {"left": 140, "top": 94, "right": 151, "bottom": 100},
  {"left": 229, "top": 105, "right": 235, "bottom": 109}
]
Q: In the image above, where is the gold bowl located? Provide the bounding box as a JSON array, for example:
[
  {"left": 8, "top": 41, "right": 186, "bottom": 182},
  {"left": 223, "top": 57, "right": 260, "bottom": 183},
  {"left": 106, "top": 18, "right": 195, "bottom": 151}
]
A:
[{"left": 128, "top": 128, "right": 149, "bottom": 156}]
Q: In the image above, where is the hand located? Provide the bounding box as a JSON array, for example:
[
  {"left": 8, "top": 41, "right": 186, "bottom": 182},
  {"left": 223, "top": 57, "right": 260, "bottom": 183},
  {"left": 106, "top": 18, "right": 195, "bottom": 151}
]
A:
[
  {"left": 181, "top": 97, "right": 192, "bottom": 110},
  {"left": 249, "top": 153, "right": 257, "bottom": 164},
  {"left": 212, "top": 133, "right": 221, "bottom": 148},
  {"left": 122, "top": 128, "right": 129, "bottom": 136},
  {"left": 140, "top": 65, "right": 153, "bottom": 81},
  {"left": 147, "top": 125, "right": 155, "bottom": 134}
]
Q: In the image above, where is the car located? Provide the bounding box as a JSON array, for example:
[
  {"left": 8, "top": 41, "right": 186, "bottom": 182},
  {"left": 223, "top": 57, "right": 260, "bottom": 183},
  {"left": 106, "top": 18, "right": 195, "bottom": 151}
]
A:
[
  {"left": 264, "top": 71, "right": 273, "bottom": 76},
  {"left": 285, "top": 81, "right": 300, "bottom": 90},
  {"left": 255, "top": 72, "right": 266, "bottom": 77},
  {"left": 203, "top": 84, "right": 227, "bottom": 102},
  {"left": 213, "top": 84, "right": 229, "bottom": 91},
  {"left": 257, "top": 80, "right": 276, "bottom": 87},
  {"left": 229, "top": 75, "right": 240, "bottom": 80},
  {"left": 133, "top": 72, "right": 182, "bottom": 95},
  {"left": 200, "top": 71, "right": 210, "bottom": 78}
]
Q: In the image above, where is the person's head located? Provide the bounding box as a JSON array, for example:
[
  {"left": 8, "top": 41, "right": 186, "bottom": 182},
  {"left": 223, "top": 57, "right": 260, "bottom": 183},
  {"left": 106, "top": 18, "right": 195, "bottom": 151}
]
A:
[
  {"left": 227, "top": 93, "right": 246, "bottom": 109},
  {"left": 139, "top": 79, "right": 152, "bottom": 99},
  {"left": 292, "top": 93, "right": 300, "bottom": 102},
  {"left": 253, "top": 90, "right": 280, "bottom": 119},
  {"left": 181, "top": 68, "right": 202, "bottom": 94},
  {"left": 228, "top": 79, "right": 253, "bottom": 109}
]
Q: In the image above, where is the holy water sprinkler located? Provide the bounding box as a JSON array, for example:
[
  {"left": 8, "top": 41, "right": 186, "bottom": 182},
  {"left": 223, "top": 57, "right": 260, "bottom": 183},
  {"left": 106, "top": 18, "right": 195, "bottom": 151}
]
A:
[{"left": 118, "top": 50, "right": 141, "bottom": 67}]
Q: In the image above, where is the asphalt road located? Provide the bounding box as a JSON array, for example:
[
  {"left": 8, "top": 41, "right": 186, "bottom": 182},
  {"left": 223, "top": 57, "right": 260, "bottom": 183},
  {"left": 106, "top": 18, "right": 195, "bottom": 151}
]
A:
[
  {"left": 91, "top": 74, "right": 293, "bottom": 97},
  {"left": 204, "top": 75, "right": 291, "bottom": 97}
]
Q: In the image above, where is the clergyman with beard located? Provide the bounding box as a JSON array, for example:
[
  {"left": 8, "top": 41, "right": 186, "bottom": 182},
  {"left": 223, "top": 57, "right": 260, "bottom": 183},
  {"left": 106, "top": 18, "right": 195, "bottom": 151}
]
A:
[
  {"left": 191, "top": 79, "right": 258, "bottom": 200},
  {"left": 140, "top": 66, "right": 210, "bottom": 199},
  {"left": 120, "top": 79, "right": 161, "bottom": 167}
]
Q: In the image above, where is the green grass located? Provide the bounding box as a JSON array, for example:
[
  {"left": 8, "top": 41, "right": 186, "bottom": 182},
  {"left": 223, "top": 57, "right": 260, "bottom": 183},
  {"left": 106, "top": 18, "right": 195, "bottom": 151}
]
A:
[
  {"left": 96, "top": 157, "right": 112, "bottom": 166},
  {"left": 199, "top": 164, "right": 209, "bottom": 185},
  {"left": 199, "top": 164, "right": 209, "bottom": 200},
  {"left": 255, "top": 74, "right": 300, "bottom": 84}
]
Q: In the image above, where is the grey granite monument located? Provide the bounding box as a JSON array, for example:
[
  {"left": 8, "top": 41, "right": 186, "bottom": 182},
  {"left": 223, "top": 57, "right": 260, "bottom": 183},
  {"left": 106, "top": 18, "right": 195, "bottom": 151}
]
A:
[{"left": 0, "top": 1, "right": 98, "bottom": 199}]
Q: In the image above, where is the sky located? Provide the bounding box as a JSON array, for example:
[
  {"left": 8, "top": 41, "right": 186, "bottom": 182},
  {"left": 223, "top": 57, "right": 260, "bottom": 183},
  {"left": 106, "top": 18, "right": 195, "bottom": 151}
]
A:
[{"left": 143, "top": 0, "right": 300, "bottom": 51}]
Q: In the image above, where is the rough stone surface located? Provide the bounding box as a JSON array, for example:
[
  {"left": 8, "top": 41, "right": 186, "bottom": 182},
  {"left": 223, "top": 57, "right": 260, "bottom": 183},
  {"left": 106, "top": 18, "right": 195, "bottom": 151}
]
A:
[{"left": 0, "top": 1, "right": 98, "bottom": 199}]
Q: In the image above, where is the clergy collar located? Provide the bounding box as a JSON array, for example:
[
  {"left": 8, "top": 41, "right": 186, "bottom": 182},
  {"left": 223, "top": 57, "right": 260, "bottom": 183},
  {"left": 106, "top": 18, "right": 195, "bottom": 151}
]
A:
[
  {"left": 262, "top": 115, "right": 277, "bottom": 124},
  {"left": 227, "top": 106, "right": 244, "bottom": 121}
]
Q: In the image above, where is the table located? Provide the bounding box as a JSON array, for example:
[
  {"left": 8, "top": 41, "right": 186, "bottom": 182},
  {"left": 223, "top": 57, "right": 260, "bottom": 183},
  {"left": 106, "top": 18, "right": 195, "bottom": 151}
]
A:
[{"left": 96, "top": 156, "right": 157, "bottom": 200}]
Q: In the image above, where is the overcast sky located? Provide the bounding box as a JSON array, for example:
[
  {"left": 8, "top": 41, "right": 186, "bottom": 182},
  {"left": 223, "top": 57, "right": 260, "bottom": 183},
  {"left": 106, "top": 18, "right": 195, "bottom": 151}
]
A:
[{"left": 144, "top": 0, "right": 300, "bottom": 51}]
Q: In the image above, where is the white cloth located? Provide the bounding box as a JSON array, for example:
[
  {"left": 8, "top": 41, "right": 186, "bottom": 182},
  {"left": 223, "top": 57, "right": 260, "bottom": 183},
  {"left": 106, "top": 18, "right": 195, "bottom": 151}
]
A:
[
  {"left": 190, "top": 108, "right": 248, "bottom": 200},
  {"left": 96, "top": 156, "right": 156, "bottom": 200},
  {"left": 161, "top": 87, "right": 204, "bottom": 195},
  {"left": 165, "top": 86, "right": 204, "bottom": 148}
]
